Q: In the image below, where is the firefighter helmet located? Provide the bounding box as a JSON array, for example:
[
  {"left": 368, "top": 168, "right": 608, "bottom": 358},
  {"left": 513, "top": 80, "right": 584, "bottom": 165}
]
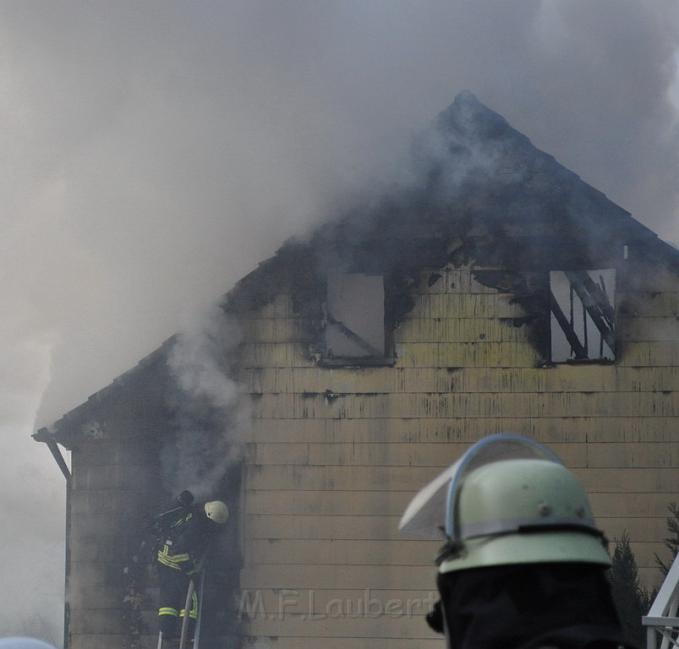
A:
[
  {"left": 399, "top": 434, "right": 610, "bottom": 573},
  {"left": 204, "top": 500, "right": 229, "bottom": 524}
]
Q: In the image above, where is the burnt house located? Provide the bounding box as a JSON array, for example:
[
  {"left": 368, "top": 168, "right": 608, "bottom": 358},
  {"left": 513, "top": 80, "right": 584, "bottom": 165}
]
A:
[{"left": 38, "top": 92, "right": 679, "bottom": 649}]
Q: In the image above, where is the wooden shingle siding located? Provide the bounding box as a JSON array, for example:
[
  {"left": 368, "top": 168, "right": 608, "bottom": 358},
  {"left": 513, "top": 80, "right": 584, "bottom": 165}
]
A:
[
  {"left": 246, "top": 465, "right": 679, "bottom": 493},
  {"left": 247, "top": 441, "right": 679, "bottom": 468},
  {"left": 619, "top": 291, "right": 679, "bottom": 317},
  {"left": 247, "top": 442, "right": 589, "bottom": 467},
  {"left": 240, "top": 564, "right": 434, "bottom": 590},
  {"left": 619, "top": 317, "right": 679, "bottom": 342},
  {"left": 245, "top": 490, "right": 413, "bottom": 516},
  {"left": 395, "top": 318, "right": 533, "bottom": 343},
  {"left": 246, "top": 616, "right": 439, "bottom": 640},
  {"left": 245, "top": 514, "right": 404, "bottom": 540},
  {"left": 244, "top": 513, "right": 670, "bottom": 544},
  {"left": 67, "top": 431, "right": 162, "bottom": 649},
  {"left": 408, "top": 293, "right": 528, "bottom": 318},
  {"left": 243, "top": 366, "right": 679, "bottom": 394},
  {"left": 243, "top": 536, "right": 666, "bottom": 575},
  {"left": 619, "top": 342, "right": 679, "bottom": 366},
  {"left": 248, "top": 417, "right": 678, "bottom": 444},
  {"left": 238, "top": 262, "right": 679, "bottom": 649},
  {"left": 245, "top": 539, "right": 440, "bottom": 565},
  {"left": 249, "top": 392, "right": 679, "bottom": 419}
]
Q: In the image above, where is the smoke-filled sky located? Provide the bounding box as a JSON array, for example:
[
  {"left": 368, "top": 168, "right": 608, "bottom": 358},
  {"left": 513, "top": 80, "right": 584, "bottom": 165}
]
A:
[{"left": 2, "top": 1, "right": 679, "bottom": 643}]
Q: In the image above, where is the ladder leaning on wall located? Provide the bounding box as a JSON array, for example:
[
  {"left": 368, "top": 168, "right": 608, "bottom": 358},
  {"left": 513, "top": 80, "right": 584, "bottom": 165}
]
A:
[
  {"left": 157, "top": 571, "right": 206, "bottom": 649},
  {"left": 643, "top": 553, "right": 679, "bottom": 649}
]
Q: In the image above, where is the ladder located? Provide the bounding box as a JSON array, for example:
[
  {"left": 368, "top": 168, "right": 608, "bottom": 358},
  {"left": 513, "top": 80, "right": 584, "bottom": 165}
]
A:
[
  {"left": 157, "top": 571, "right": 206, "bottom": 649},
  {"left": 643, "top": 553, "right": 679, "bottom": 649}
]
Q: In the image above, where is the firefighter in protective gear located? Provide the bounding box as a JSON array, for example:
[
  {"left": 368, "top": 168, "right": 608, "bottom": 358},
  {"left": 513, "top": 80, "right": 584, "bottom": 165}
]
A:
[
  {"left": 399, "top": 434, "right": 633, "bottom": 649},
  {"left": 155, "top": 493, "right": 229, "bottom": 641}
]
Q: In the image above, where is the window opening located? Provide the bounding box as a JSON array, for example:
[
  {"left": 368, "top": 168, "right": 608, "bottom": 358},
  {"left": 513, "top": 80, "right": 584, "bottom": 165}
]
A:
[
  {"left": 549, "top": 269, "right": 615, "bottom": 362},
  {"left": 323, "top": 273, "right": 386, "bottom": 361}
]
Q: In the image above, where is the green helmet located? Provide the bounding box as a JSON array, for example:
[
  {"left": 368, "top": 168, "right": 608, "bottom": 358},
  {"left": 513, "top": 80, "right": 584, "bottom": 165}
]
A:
[{"left": 399, "top": 434, "right": 610, "bottom": 573}]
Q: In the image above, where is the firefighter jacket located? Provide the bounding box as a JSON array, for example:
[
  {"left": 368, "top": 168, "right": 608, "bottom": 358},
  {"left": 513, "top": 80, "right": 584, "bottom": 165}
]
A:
[
  {"left": 433, "top": 563, "right": 635, "bottom": 649},
  {"left": 156, "top": 505, "right": 214, "bottom": 575}
]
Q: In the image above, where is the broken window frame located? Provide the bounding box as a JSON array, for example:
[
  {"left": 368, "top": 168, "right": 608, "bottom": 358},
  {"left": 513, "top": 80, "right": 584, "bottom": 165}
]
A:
[
  {"left": 548, "top": 269, "right": 616, "bottom": 364},
  {"left": 318, "top": 272, "right": 395, "bottom": 367}
]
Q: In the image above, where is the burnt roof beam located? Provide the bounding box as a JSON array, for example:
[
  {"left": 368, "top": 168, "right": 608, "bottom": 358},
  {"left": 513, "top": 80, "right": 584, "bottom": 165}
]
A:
[
  {"left": 550, "top": 290, "right": 588, "bottom": 360},
  {"left": 564, "top": 271, "right": 616, "bottom": 352}
]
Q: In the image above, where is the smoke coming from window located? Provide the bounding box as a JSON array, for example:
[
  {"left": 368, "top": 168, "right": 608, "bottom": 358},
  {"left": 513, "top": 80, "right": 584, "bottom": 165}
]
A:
[{"left": 163, "top": 307, "right": 250, "bottom": 498}]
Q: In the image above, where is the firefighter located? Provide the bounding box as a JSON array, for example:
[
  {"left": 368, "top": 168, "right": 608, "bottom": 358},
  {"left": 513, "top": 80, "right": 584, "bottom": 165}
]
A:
[
  {"left": 399, "top": 434, "right": 634, "bottom": 649},
  {"left": 155, "top": 494, "right": 229, "bottom": 643}
]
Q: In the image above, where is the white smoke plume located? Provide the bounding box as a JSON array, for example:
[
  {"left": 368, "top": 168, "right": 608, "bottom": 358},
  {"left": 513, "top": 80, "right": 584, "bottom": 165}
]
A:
[
  {"left": 0, "top": 332, "right": 64, "bottom": 645},
  {"left": 163, "top": 306, "right": 250, "bottom": 498}
]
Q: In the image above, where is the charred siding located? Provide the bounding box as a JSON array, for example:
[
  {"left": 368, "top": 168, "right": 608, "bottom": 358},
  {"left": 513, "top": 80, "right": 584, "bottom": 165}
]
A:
[{"left": 237, "top": 259, "right": 679, "bottom": 649}]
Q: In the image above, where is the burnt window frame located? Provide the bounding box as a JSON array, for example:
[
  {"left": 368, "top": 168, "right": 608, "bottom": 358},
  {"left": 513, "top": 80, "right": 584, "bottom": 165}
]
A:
[
  {"left": 317, "top": 271, "right": 396, "bottom": 367},
  {"left": 548, "top": 268, "right": 617, "bottom": 364}
]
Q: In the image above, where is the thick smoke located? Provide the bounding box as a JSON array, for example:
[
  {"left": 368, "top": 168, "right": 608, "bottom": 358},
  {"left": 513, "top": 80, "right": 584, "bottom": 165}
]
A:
[
  {"left": 1, "top": 1, "right": 679, "bottom": 645},
  {"left": 163, "top": 307, "right": 250, "bottom": 498},
  {"left": 0, "top": 336, "right": 63, "bottom": 645},
  {"left": 410, "top": 92, "right": 526, "bottom": 194},
  {"left": 6, "top": 0, "right": 677, "bottom": 426}
]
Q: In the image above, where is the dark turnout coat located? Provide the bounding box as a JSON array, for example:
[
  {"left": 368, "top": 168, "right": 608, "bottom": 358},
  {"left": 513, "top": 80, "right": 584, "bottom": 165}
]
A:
[
  {"left": 156, "top": 504, "right": 215, "bottom": 574},
  {"left": 155, "top": 503, "right": 218, "bottom": 638},
  {"left": 431, "top": 564, "right": 634, "bottom": 649}
]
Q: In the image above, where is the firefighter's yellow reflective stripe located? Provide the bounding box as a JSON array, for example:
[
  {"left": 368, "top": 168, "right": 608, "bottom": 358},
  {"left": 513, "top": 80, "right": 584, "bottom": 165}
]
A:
[
  {"left": 158, "top": 607, "right": 178, "bottom": 617},
  {"left": 158, "top": 554, "right": 182, "bottom": 570},
  {"left": 159, "top": 544, "right": 190, "bottom": 561},
  {"left": 179, "top": 591, "right": 199, "bottom": 620},
  {"left": 158, "top": 546, "right": 190, "bottom": 561},
  {"left": 159, "top": 553, "right": 190, "bottom": 563},
  {"left": 191, "top": 591, "right": 198, "bottom": 619},
  {"left": 157, "top": 544, "right": 192, "bottom": 570}
]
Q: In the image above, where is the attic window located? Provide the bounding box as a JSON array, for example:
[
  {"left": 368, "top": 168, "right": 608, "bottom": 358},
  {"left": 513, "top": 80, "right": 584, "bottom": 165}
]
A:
[
  {"left": 322, "top": 273, "right": 388, "bottom": 364},
  {"left": 549, "top": 269, "right": 616, "bottom": 362}
]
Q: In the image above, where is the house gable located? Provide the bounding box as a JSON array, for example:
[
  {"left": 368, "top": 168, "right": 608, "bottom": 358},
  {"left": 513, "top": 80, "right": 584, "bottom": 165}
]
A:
[{"left": 41, "top": 92, "right": 679, "bottom": 649}]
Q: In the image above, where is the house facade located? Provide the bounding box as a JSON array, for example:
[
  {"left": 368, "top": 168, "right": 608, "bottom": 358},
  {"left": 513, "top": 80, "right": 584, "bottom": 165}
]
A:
[{"left": 41, "top": 93, "right": 679, "bottom": 649}]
